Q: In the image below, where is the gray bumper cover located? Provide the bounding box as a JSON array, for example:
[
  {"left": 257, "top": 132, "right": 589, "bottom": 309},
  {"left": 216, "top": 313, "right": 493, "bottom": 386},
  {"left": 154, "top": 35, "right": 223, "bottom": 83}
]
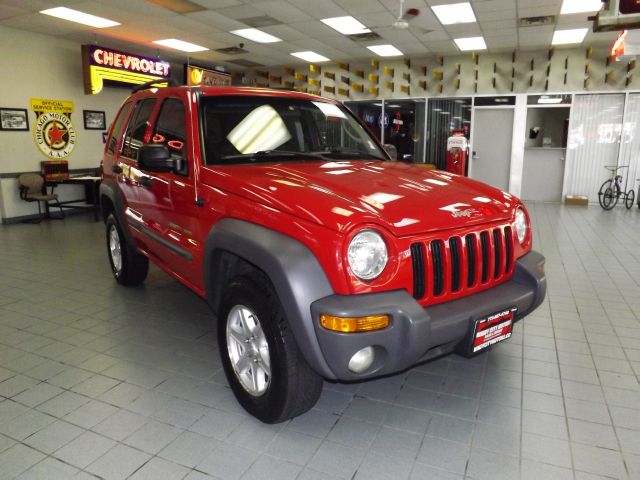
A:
[{"left": 310, "top": 251, "right": 546, "bottom": 381}]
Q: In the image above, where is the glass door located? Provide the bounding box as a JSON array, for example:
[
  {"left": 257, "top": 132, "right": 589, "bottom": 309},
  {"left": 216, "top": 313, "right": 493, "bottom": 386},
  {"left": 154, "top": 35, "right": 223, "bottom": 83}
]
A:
[
  {"left": 426, "top": 98, "right": 472, "bottom": 169},
  {"left": 383, "top": 100, "right": 426, "bottom": 163}
]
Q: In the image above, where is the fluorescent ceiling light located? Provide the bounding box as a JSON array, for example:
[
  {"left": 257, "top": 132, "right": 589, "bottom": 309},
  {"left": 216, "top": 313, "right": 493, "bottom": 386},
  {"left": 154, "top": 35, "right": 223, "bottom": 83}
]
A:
[
  {"left": 321, "top": 16, "right": 371, "bottom": 35},
  {"left": 560, "top": 0, "right": 604, "bottom": 14},
  {"left": 432, "top": 2, "right": 476, "bottom": 25},
  {"left": 367, "top": 44, "right": 403, "bottom": 57},
  {"left": 153, "top": 39, "right": 209, "bottom": 52},
  {"left": 454, "top": 36, "right": 487, "bottom": 51},
  {"left": 40, "top": 7, "right": 120, "bottom": 28},
  {"left": 552, "top": 28, "right": 588, "bottom": 45},
  {"left": 231, "top": 28, "right": 281, "bottom": 43},
  {"left": 291, "top": 51, "right": 330, "bottom": 62}
]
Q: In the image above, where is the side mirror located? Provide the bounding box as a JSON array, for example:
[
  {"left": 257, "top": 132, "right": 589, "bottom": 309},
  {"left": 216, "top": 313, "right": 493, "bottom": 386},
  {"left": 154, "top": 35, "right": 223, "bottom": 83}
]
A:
[
  {"left": 383, "top": 143, "right": 398, "bottom": 160},
  {"left": 138, "top": 144, "right": 174, "bottom": 172}
]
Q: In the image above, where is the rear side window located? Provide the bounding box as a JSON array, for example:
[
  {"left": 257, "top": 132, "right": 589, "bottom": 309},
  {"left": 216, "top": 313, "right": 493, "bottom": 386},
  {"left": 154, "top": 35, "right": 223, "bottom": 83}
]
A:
[
  {"left": 152, "top": 98, "right": 186, "bottom": 158},
  {"left": 121, "top": 98, "right": 156, "bottom": 160},
  {"left": 107, "top": 102, "right": 133, "bottom": 154}
]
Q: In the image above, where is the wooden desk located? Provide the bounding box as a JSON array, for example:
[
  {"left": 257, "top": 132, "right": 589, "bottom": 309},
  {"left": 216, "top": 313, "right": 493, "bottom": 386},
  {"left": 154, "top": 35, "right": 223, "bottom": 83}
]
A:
[{"left": 45, "top": 176, "right": 101, "bottom": 221}]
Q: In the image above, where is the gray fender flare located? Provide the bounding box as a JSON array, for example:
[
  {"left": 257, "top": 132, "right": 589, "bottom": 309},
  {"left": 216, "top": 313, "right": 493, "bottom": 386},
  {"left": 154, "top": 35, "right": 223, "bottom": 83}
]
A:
[
  {"left": 204, "top": 218, "right": 337, "bottom": 379},
  {"left": 99, "top": 180, "right": 136, "bottom": 245}
]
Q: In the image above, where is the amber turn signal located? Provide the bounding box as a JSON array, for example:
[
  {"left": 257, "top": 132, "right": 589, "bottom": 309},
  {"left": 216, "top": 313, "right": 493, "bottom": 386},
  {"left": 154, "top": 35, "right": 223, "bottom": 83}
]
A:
[{"left": 320, "top": 314, "right": 390, "bottom": 333}]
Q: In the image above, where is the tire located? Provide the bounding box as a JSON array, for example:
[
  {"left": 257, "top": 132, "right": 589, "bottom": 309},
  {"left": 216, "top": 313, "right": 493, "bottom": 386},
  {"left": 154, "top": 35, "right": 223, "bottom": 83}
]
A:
[
  {"left": 218, "top": 274, "right": 323, "bottom": 423},
  {"left": 598, "top": 180, "right": 613, "bottom": 209},
  {"left": 601, "top": 186, "right": 617, "bottom": 210},
  {"left": 106, "top": 213, "right": 149, "bottom": 286},
  {"left": 625, "top": 189, "right": 635, "bottom": 209}
]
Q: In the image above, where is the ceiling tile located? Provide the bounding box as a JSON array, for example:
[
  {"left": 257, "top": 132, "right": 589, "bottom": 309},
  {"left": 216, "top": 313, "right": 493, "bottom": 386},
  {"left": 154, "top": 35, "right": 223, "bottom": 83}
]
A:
[{"left": 254, "top": 1, "right": 316, "bottom": 22}]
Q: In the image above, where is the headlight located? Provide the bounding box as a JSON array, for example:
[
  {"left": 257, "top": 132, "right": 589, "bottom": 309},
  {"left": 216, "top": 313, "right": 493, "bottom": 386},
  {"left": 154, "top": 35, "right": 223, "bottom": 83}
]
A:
[
  {"left": 348, "top": 230, "right": 388, "bottom": 280},
  {"left": 514, "top": 208, "right": 528, "bottom": 245}
]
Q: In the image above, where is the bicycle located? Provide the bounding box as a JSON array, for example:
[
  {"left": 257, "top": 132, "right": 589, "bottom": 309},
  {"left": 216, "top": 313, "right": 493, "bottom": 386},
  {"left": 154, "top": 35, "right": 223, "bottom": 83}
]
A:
[{"left": 598, "top": 165, "right": 636, "bottom": 210}]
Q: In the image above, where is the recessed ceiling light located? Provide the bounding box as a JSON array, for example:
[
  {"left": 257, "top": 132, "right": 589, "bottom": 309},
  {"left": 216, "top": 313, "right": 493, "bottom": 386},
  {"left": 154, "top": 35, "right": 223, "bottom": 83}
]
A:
[
  {"left": 153, "top": 39, "right": 209, "bottom": 52},
  {"left": 454, "top": 36, "right": 487, "bottom": 51},
  {"left": 552, "top": 28, "right": 588, "bottom": 45},
  {"left": 291, "top": 51, "right": 330, "bottom": 62},
  {"left": 432, "top": 2, "right": 476, "bottom": 25},
  {"left": 40, "top": 7, "right": 120, "bottom": 28},
  {"left": 321, "top": 16, "right": 371, "bottom": 35},
  {"left": 230, "top": 28, "right": 281, "bottom": 43},
  {"left": 560, "top": 0, "right": 604, "bottom": 15},
  {"left": 538, "top": 96, "right": 563, "bottom": 104},
  {"left": 367, "top": 44, "right": 403, "bottom": 57}
]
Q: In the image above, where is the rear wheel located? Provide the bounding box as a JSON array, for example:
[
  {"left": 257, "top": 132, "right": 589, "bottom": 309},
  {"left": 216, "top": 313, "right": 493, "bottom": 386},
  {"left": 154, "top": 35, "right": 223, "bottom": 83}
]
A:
[
  {"left": 106, "top": 213, "right": 149, "bottom": 286},
  {"left": 218, "top": 274, "right": 322, "bottom": 423},
  {"left": 598, "top": 180, "right": 613, "bottom": 209},
  {"left": 625, "top": 189, "right": 635, "bottom": 209},
  {"left": 601, "top": 186, "right": 617, "bottom": 210}
]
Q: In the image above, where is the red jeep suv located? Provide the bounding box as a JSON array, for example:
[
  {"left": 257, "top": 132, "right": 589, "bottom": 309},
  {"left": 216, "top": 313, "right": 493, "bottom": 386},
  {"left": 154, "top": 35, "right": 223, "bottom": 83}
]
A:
[{"left": 100, "top": 84, "right": 546, "bottom": 423}]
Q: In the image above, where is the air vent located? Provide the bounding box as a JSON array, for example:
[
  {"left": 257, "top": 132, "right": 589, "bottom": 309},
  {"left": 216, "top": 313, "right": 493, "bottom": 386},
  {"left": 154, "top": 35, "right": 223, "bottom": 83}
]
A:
[
  {"left": 148, "top": 0, "right": 205, "bottom": 14},
  {"left": 215, "top": 46, "right": 249, "bottom": 55},
  {"left": 225, "top": 59, "right": 265, "bottom": 67},
  {"left": 240, "top": 15, "right": 282, "bottom": 27},
  {"left": 519, "top": 15, "right": 556, "bottom": 27},
  {"left": 348, "top": 32, "right": 383, "bottom": 42}
]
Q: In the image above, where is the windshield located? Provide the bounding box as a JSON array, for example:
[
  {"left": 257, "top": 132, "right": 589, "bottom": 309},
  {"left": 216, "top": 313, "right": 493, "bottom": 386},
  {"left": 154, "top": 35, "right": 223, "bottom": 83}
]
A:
[{"left": 200, "top": 95, "right": 387, "bottom": 165}]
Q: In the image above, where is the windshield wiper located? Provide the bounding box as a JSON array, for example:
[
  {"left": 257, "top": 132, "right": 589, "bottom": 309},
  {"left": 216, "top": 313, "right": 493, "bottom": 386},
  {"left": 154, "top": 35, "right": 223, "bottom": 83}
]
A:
[
  {"left": 219, "top": 150, "right": 326, "bottom": 164},
  {"left": 310, "top": 148, "right": 386, "bottom": 161}
]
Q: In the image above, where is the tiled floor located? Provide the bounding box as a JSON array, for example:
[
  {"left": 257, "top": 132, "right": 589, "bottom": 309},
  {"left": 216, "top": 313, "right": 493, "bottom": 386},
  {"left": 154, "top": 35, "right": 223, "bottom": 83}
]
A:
[{"left": 0, "top": 203, "right": 639, "bottom": 480}]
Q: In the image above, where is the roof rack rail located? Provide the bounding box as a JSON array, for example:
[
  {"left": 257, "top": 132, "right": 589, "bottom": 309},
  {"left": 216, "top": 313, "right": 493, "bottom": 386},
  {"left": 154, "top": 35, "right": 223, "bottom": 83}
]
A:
[{"left": 131, "top": 79, "right": 179, "bottom": 93}]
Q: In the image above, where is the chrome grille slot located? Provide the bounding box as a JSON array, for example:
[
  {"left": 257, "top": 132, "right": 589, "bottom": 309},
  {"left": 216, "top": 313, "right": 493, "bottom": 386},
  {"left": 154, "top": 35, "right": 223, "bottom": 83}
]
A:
[
  {"left": 465, "top": 234, "right": 476, "bottom": 287},
  {"left": 430, "top": 240, "right": 444, "bottom": 296},
  {"left": 493, "top": 228, "right": 502, "bottom": 278},
  {"left": 450, "top": 236, "right": 461, "bottom": 292},
  {"left": 480, "top": 231, "right": 490, "bottom": 283},
  {"left": 411, "top": 243, "right": 425, "bottom": 299}
]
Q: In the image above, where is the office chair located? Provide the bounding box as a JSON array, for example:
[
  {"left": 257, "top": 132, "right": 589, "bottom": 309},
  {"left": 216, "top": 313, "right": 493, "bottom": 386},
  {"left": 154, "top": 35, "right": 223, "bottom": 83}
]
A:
[{"left": 18, "top": 173, "right": 64, "bottom": 223}]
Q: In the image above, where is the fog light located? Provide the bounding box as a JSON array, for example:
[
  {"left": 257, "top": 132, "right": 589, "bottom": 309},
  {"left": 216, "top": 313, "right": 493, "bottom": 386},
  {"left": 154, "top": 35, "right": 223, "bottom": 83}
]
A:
[
  {"left": 320, "top": 314, "right": 390, "bottom": 333},
  {"left": 348, "top": 346, "right": 375, "bottom": 373}
]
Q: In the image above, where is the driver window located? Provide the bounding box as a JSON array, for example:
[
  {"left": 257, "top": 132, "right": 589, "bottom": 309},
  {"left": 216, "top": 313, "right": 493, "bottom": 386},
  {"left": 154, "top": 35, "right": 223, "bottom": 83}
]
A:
[{"left": 152, "top": 98, "right": 187, "bottom": 174}]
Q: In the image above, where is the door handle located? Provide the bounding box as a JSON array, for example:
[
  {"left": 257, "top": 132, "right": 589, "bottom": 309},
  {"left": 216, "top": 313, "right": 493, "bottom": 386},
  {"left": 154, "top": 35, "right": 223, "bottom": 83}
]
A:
[
  {"left": 139, "top": 176, "right": 153, "bottom": 188},
  {"left": 112, "top": 165, "right": 122, "bottom": 174}
]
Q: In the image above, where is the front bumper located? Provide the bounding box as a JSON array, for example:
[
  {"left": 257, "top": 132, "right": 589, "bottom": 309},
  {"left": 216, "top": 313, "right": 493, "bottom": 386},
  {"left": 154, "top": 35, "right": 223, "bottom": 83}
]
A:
[{"left": 310, "top": 250, "right": 546, "bottom": 381}]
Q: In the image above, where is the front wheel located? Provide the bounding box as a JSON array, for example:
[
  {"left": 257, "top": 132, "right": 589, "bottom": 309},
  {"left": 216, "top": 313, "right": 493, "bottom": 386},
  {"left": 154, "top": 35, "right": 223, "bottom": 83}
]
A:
[
  {"left": 625, "top": 189, "right": 635, "bottom": 209},
  {"left": 218, "top": 274, "right": 322, "bottom": 423},
  {"left": 106, "top": 213, "right": 149, "bottom": 286}
]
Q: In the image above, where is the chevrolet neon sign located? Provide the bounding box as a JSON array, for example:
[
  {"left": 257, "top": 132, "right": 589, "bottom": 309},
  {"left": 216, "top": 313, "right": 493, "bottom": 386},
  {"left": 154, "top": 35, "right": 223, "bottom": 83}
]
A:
[{"left": 82, "top": 45, "right": 172, "bottom": 95}]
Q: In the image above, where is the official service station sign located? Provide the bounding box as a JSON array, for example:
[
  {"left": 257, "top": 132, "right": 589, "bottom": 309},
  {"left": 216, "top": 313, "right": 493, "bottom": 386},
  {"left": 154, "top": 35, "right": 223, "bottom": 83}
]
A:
[
  {"left": 30, "top": 99, "right": 76, "bottom": 159},
  {"left": 82, "top": 45, "right": 172, "bottom": 94}
]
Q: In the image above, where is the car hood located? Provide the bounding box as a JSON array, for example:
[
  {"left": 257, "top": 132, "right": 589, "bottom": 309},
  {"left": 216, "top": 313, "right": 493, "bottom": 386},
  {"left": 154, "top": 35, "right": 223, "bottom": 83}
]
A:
[{"left": 201, "top": 160, "right": 518, "bottom": 237}]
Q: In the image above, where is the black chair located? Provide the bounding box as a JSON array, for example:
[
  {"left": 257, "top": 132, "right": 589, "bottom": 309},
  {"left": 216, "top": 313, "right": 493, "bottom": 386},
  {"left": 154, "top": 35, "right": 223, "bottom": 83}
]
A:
[{"left": 18, "top": 173, "right": 64, "bottom": 222}]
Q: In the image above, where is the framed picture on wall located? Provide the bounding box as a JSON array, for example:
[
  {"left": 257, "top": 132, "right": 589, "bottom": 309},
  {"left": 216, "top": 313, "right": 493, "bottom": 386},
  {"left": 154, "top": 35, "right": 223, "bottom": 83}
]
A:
[
  {"left": 83, "top": 110, "right": 106, "bottom": 130},
  {"left": 0, "top": 108, "right": 29, "bottom": 131}
]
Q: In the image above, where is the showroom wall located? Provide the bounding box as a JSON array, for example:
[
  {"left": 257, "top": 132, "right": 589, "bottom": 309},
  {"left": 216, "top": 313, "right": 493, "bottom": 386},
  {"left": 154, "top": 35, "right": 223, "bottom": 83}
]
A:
[
  {"left": 0, "top": 26, "right": 165, "bottom": 221},
  {"left": 242, "top": 46, "right": 632, "bottom": 98}
]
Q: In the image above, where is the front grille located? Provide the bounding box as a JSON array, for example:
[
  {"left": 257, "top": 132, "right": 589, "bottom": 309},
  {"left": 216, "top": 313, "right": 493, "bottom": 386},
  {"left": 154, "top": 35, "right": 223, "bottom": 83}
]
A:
[{"left": 411, "top": 224, "right": 515, "bottom": 303}]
